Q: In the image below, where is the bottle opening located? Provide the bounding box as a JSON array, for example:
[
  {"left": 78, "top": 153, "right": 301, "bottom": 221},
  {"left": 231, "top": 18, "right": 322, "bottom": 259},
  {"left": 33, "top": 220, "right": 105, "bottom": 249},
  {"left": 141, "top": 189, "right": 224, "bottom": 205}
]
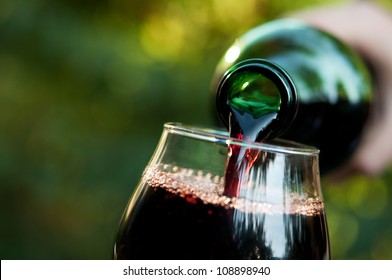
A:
[{"left": 216, "top": 58, "right": 298, "bottom": 141}]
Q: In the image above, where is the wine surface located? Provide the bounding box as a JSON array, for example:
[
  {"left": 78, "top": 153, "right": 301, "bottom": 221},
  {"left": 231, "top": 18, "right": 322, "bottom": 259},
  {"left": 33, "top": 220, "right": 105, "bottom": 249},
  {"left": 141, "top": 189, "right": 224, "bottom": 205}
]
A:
[{"left": 113, "top": 165, "right": 330, "bottom": 260}]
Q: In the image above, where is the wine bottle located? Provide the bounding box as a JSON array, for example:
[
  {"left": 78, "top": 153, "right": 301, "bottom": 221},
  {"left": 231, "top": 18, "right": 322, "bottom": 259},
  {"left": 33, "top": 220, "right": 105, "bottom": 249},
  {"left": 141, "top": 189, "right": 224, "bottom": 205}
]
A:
[{"left": 212, "top": 19, "right": 372, "bottom": 173}]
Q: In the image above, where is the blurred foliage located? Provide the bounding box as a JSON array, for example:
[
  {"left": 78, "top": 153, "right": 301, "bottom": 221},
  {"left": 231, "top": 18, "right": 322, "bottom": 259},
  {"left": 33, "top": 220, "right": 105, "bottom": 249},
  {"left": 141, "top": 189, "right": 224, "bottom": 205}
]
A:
[{"left": 1, "top": 0, "right": 392, "bottom": 259}]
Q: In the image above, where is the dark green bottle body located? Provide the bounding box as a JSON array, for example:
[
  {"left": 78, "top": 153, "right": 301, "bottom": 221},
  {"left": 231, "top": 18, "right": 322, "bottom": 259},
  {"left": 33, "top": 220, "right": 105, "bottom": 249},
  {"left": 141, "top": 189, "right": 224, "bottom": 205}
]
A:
[{"left": 212, "top": 19, "right": 372, "bottom": 173}]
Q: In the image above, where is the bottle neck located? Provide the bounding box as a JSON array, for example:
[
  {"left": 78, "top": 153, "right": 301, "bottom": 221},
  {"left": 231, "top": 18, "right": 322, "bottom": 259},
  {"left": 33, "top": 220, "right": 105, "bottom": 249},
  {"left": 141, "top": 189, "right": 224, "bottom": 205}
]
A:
[{"left": 216, "top": 58, "right": 298, "bottom": 142}]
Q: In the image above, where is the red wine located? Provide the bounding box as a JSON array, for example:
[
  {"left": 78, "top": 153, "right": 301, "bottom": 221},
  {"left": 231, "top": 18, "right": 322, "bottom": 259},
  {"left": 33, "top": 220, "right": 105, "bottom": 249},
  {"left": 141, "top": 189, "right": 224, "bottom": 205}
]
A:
[
  {"left": 113, "top": 165, "right": 330, "bottom": 260},
  {"left": 216, "top": 59, "right": 297, "bottom": 197}
]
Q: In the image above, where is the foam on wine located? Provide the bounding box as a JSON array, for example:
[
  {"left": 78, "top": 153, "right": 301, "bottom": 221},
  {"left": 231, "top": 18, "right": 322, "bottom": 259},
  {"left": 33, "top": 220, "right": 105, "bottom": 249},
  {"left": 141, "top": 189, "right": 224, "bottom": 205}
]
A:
[{"left": 145, "top": 164, "right": 324, "bottom": 216}]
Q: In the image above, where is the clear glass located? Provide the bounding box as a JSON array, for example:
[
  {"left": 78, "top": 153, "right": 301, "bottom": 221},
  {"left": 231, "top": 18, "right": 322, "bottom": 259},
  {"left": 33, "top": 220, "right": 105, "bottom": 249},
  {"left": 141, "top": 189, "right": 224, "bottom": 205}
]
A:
[{"left": 113, "top": 123, "right": 330, "bottom": 260}]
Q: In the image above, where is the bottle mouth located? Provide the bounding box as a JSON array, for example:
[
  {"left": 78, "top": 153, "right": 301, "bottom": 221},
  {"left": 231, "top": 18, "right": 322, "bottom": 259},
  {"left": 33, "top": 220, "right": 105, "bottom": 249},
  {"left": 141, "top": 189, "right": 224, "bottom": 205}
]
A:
[
  {"left": 164, "top": 122, "right": 319, "bottom": 156},
  {"left": 216, "top": 58, "right": 298, "bottom": 141}
]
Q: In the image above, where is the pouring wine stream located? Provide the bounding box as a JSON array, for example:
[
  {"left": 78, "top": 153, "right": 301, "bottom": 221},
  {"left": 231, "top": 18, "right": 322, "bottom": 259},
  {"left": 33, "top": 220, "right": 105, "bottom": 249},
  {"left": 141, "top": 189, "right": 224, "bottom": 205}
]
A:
[{"left": 216, "top": 59, "right": 298, "bottom": 197}]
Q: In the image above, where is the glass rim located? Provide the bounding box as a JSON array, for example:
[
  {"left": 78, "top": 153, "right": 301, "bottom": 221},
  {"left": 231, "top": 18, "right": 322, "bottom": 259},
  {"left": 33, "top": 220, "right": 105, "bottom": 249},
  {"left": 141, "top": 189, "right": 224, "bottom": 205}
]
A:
[{"left": 164, "top": 122, "right": 319, "bottom": 156}]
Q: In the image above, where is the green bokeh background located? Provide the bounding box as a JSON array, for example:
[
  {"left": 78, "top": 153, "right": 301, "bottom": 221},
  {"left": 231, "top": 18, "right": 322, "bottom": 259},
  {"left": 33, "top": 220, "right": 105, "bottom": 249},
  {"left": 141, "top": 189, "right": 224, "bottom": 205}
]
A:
[{"left": 1, "top": 0, "right": 392, "bottom": 259}]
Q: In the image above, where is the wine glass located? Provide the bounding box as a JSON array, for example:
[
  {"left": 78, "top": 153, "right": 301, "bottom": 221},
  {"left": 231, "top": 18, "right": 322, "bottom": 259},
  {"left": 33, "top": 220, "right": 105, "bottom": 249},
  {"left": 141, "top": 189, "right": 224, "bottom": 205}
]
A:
[{"left": 113, "top": 123, "right": 330, "bottom": 259}]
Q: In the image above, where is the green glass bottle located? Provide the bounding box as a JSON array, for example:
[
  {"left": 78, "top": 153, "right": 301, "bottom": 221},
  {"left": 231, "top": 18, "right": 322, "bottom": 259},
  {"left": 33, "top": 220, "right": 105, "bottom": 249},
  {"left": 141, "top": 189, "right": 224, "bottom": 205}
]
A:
[{"left": 212, "top": 19, "right": 372, "bottom": 173}]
